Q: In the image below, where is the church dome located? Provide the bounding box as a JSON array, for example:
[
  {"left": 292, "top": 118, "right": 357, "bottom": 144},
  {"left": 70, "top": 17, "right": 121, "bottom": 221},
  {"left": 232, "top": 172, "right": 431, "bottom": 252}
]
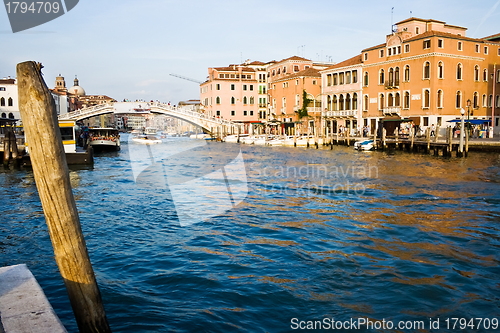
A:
[{"left": 68, "top": 76, "right": 86, "bottom": 96}]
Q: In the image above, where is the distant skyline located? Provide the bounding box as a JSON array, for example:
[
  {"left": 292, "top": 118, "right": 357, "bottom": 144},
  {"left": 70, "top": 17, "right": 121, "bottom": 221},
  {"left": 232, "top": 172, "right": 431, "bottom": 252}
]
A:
[{"left": 1, "top": 0, "right": 499, "bottom": 104}]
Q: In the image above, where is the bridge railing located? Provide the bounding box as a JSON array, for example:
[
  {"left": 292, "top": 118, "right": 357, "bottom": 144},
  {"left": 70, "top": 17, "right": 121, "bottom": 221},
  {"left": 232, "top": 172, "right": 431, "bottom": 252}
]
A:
[
  {"left": 59, "top": 103, "right": 115, "bottom": 120},
  {"left": 151, "top": 102, "right": 234, "bottom": 127}
]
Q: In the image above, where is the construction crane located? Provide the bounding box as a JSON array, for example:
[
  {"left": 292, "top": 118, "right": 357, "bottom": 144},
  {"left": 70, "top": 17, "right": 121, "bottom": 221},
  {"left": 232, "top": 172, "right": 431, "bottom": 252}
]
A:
[{"left": 169, "top": 74, "right": 203, "bottom": 84}]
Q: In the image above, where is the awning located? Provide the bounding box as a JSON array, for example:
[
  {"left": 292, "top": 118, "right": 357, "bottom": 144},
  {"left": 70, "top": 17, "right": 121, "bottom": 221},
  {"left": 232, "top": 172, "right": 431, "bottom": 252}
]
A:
[
  {"left": 381, "top": 117, "right": 412, "bottom": 122},
  {"left": 447, "top": 119, "right": 491, "bottom": 124}
]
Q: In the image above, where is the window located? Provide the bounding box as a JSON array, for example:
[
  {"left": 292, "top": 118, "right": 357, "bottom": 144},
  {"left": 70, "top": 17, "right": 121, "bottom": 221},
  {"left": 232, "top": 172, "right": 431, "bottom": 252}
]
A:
[
  {"left": 243, "top": 96, "right": 248, "bottom": 105},
  {"left": 216, "top": 84, "right": 220, "bottom": 90},
  {"left": 333, "top": 95, "right": 338, "bottom": 111},
  {"left": 333, "top": 74, "right": 338, "bottom": 85},
  {"left": 364, "top": 95, "right": 369, "bottom": 111},
  {"left": 339, "top": 95, "right": 344, "bottom": 110},
  {"left": 243, "top": 110, "right": 247, "bottom": 116},
  {"left": 423, "top": 62, "right": 430, "bottom": 79},
  {"left": 353, "top": 93, "right": 358, "bottom": 110},
  {"left": 346, "top": 72, "right": 351, "bottom": 84},
  {"left": 0, "top": 87, "right": 5, "bottom": 91},
  {"left": 327, "top": 74, "right": 332, "bottom": 86},
  {"left": 438, "top": 39, "right": 443, "bottom": 48},
  {"left": 231, "top": 84, "right": 235, "bottom": 90},
  {"left": 474, "top": 65, "right": 480, "bottom": 81},
  {"left": 473, "top": 92, "right": 479, "bottom": 108},
  {"left": 456, "top": 91, "right": 462, "bottom": 108},
  {"left": 388, "top": 93, "right": 394, "bottom": 107},
  {"left": 438, "top": 62, "right": 444, "bottom": 79},
  {"left": 457, "top": 63, "right": 463, "bottom": 80},
  {"left": 437, "top": 90, "right": 443, "bottom": 108},
  {"left": 416, "top": 27, "right": 420, "bottom": 34},
  {"left": 394, "top": 67, "right": 400, "bottom": 86},
  {"left": 352, "top": 70, "right": 357, "bottom": 83},
  {"left": 483, "top": 94, "right": 487, "bottom": 107},
  {"left": 295, "top": 94, "right": 300, "bottom": 106},
  {"left": 364, "top": 53, "right": 368, "bottom": 61},
  {"left": 296, "top": 80, "right": 299, "bottom": 85},
  {"left": 389, "top": 68, "right": 394, "bottom": 86},
  {"left": 405, "top": 44, "right": 410, "bottom": 53},
  {"left": 379, "top": 94, "right": 384, "bottom": 110},
  {"left": 379, "top": 69, "right": 385, "bottom": 85},
  {"left": 380, "top": 49, "right": 384, "bottom": 57},
  {"left": 250, "top": 96, "right": 254, "bottom": 105},
  {"left": 0, "top": 97, "right": 4, "bottom": 106},
  {"left": 489, "top": 95, "right": 493, "bottom": 107},
  {"left": 404, "top": 91, "right": 410, "bottom": 109},
  {"left": 483, "top": 69, "right": 488, "bottom": 82},
  {"left": 216, "top": 110, "right": 221, "bottom": 116},
  {"left": 283, "top": 67, "right": 286, "bottom": 74},
  {"left": 388, "top": 48, "right": 392, "bottom": 56},
  {"left": 231, "top": 96, "right": 235, "bottom": 104},
  {"left": 216, "top": 96, "right": 221, "bottom": 104},
  {"left": 395, "top": 92, "right": 400, "bottom": 107},
  {"left": 7, "top": 99, "right": 13, "bottom": 108},
  {"left": 231, "top": 110, "right": 235, "bottom": 116},
  {"left": 475, "top": 44, "right": 480, "bottom": 53},
  {"left": 243, "top": 85, "right": 247, "bottom": 91},
  {"left": 458, "top": 41, "right": 463, "bottom": 51},
  {"left": 423, "top": 40, "right": 431, "bottom": 49},
  {"left": 294, "top": 65, "right": 299, "bottom": 72},
  {"left": 272, "top": 70, "right": 275, "bottom": 76},
  {"left": 423, "top": 89, "right": 430, "bottom": 108},
  {"left": 1, "top": 112, "right": 5, "bottom": 118},
  {"left": 364, "top": 72, "right": 369, "bottom": 86},
  {"left": 346, "top": 94, "right": 351, "bottom": 110},
  {"left": 404, "top": 65, "right": 410, "bottom": 82},
  {"left": 250, "top": 85, "right": 253, "bottom": 91},
  {"left": 250, "top": 111, "right": 254, "bottom": 116},
  {"left": 484, "top": 46, "right": 488, "bottom": 54},
  {"left": 277, "top": 68, "right": 281, "bottom": 75},
  {"left": 312, "top": 80, "right": 317, "bottom": 85}
]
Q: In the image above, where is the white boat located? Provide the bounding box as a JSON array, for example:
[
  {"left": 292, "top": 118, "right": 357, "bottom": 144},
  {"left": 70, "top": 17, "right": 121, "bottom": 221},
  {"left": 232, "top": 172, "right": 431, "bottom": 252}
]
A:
[
  {"left": 224, "top": 134, "right": 249, "bottom": 143},
  {"left": 295, "top": 135, "right": 314, "bottom": 147},
  {"left": 254, "top": 135, "right": 271, "bottom": 145},
  {"left": 88, "top": 128, "right": 120, "bottom": 151},
  {"left": 144, "top": 127, "right": 157, "bottom": 135},
  {"left": 131, "top": 135, "right": 162, "bottom": 145},
  {"left": 190, "top": 133, "right": 212, "bottom": 140},
  {"left": 241, "top": 136, "right": 256, "bottom": 144},
  {"left": 354, "top": 139, "right": 374, "bottom": 151}
]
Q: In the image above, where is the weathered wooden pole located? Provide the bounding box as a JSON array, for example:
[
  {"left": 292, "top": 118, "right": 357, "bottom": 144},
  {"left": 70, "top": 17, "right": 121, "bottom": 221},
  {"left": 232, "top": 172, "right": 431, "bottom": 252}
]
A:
[
  {"left": 17, "top": 61, "right": 112, "bottom": 333},
  {"left": 3, "top": 130, "right": 11, "bottom": 167},
  {"left": 410, "top": 127, "right": 414, "bottom": 150},
  {"left": 448, "top": 127, "right": 453, "bottom": 157},
  {"left": 426, "top": 128, "right": 431, "bottom": 153},
  {"left": 465, "top": 126, "right": 469, "bottom": 157}
]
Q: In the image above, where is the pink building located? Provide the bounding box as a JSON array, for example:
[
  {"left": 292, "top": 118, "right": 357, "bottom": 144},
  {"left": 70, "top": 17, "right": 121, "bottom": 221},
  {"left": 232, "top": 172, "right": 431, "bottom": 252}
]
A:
[{"left": 200, "top": 64, "right": 260, "bottom": 123}]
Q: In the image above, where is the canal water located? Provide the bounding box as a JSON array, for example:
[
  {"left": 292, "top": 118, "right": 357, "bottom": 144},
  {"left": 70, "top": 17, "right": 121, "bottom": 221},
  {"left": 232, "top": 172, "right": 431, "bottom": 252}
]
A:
[{"left": 1, "top": 136, "right": 500, "bottom": 332}]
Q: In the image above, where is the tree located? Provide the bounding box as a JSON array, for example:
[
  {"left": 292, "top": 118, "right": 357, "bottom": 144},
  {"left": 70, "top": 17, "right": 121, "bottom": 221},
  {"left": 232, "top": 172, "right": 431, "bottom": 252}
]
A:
[{"left": 299, "top": 89, "right": 311, "bottom": 119}]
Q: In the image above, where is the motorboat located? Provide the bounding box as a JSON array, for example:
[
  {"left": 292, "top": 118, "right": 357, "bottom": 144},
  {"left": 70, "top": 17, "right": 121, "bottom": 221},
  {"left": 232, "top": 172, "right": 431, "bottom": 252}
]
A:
[
  {"left": 253, "top": 135, "right": 271, "bottom": 145},
  {"left": 88, "top": 128, "right": 120, "bottom": 151},
  {"left": 131, "top": 135, "right": 162, "bottom": 145},
  {"left": 354, "top": 139, "right": 374, "bottom": 151},
  {"left": 224, "top": 134, "right": 249, "bottom": 143}
]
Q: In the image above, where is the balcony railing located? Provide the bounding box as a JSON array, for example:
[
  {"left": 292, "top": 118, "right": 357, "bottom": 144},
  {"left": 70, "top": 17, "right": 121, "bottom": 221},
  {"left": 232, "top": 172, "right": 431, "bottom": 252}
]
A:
[
  {"left": 384, "top": 80, "right": 400, "bottom": 89},
  {"left": 325, "top": 110, "right": 358, "bottom": 118},
  {"left": 382, "top": 106, "right": 401, "bottom": 115}
]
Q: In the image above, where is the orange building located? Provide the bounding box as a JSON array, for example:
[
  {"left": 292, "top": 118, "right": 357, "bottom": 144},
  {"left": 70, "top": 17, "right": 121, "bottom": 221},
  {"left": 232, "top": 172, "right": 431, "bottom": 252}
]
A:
[
  {"left": 267, "top": 56, "right": 330, "bottom": 134},
  {"left": 359, "top": 18, "right": 500, "bottom": 136}
]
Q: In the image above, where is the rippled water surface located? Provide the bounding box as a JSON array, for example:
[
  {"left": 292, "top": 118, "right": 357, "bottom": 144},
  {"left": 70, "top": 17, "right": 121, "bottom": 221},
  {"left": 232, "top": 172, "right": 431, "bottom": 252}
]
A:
[{"left": 1, "top": 136, "right": 500, "bottom": 332}]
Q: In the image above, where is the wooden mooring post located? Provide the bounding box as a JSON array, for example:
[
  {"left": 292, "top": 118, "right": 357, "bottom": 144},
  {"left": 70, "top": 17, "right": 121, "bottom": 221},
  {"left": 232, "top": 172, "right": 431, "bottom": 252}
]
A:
[{"left": 17, "top": 61, "right": 112, "bottom": 333}]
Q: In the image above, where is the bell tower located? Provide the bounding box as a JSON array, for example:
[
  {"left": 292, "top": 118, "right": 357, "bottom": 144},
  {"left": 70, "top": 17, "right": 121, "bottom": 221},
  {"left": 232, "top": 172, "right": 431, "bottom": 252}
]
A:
[{"left": 55, "top": 74, "right": 67, "bottom": 92}]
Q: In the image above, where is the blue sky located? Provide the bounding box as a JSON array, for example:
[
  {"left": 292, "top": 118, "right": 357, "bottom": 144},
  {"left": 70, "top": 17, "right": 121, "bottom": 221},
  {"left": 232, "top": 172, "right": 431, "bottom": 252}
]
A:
[{"left": 1, "top": 0, "right": 499, "bottom": 104}]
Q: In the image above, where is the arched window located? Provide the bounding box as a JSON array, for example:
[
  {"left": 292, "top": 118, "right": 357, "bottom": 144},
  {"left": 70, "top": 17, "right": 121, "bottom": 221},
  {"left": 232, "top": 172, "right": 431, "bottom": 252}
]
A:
[
  {"left": 243, "top": 96, "right": 248, "bottom": 105},
  {"left": 404, "top": 65, "right": 410, "bottom": 82},
  {"left": 295, "top": 94, "right": 300, "bottom": 106},
  {"left": 8, "top": 113, "right": 14, "bottom": 119},
  {"left": 438, "top": 62, "right": 444, "bottom": 79},
  {"left": 8, "top": 98, "right": 13, "bottom": 107},
  {"left": 474, "top": 65, "right": 480, "bottom": 81},
  {"left": 379, "top": 69, "right": 385, "bottom": 85},
  {"left": 437, "top": 90, "right": 443, "bottom": 108},
  {"left": 482, "top": 94, "right": 487, "bottom": 107},
  {"left": 473, "top": 92, "right": 478, "bottom": 108},
  {"left": 457, "top": 63, "right": 462, "bottom": 80},
  {"left": 483, "top": 69, "right": 488, "bottom": 81},
  {"left": 216, "top": 96, "right": 221, "bottom": 104},
  {"left": 389, "top": 68, "right": 394, "bottom": 86},
  {"left": 388, "top": 93, "right": 394, "bottom": 107},
  {"left": 346, "top": 94, "right": 351, "bottom": 110},
  {"left": 327, "top": 95, "right": 332, "bottom": 110},
  {"left": 364, "top": 95, "right": 369, "bottom": 111},
  {"left": 231, "top": 96, "right": 235, "bottom": 104},
  {"left": 489, "top": 94, "right": 493, "bottom": 108},
  {"left": 353, "top": 93, "right": 358, "bottom": 110},
  {"left": 277, "top": 68, "right": 281, "bottom": 75},
  {"left": 283, "top": 66, "right": 286, "bottom": 74},
  {"left": 404, "top": 91, "right": 410, "bottom": 109},
  {"left": 282, "top": 97, "right": 286, "bottom": 107},
  {"left": 423, "top": 62, "right": 430, "bottom": 79},
  {"left": 249, "top": 96, "right": 254, "bottom": 105},
  {"left": 364, "top": 72, "right": 369, "bottom": 86},
  {"left": 456, "top": 91, "right": 461, "bottom": 108},
  {"left": 333, "top": 95, "right": 338, "bottom": 111},
  {"left": 346, "top": 72, "right": 351, "bottom": 84},
  {"left": 1, "top": 112, "right": 6, "bottom": 118},
  {"left": 395, "top": 67, "right": 400, "bottom": 86},
  {"left": 395, "top": 92, "right": 400, "bottom": 107},
  {"left": 424, "top": 89, "right": 430, "bottom": 108},
  {"left": 379, "top": 94, "right": 385, "bottom": 110},
  {"left": 0, "top": 97, "right": 4, "bottom": 106},
  {"left": 339, "top": 94, "right": 345, "bottom": 111}
]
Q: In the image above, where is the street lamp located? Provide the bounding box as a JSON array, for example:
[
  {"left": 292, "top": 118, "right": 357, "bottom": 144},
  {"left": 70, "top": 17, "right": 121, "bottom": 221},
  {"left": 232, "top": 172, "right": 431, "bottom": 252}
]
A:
[{"left": 459, "top": 107, "right": 465, "bottom": 154}]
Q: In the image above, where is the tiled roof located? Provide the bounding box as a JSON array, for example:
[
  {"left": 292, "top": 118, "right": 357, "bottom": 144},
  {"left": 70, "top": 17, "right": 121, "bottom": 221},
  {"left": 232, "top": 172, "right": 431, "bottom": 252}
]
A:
[
  {"left": 280, "top": 67, "right": 321, "bottom": 80},
  {"left": 484, "top": 33, "right": 500, "bottom": 41},
  {"left": 323, "top": 55, "right": 362, "bottom": 70},
  {"left": 0, "top": 79, "right": 16, "bottom": 84},
  {"left": 395, "top": 17, "right": 446, "bottom": 25},
  {"left": 214, "top": 66, "right": 256, "bottom": 72},
  {"left": 278, "top": 55, "right": 311, "bottom": 63}
]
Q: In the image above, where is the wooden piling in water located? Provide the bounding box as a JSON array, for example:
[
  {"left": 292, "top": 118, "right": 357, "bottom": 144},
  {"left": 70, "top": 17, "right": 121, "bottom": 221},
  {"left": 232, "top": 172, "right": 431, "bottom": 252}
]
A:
[
  {"left": 17, "top": 61, "right": 112, "bottom": 333},
  {"left": 447, "top": 127, "right": 453, "bottom": 157},
  {"left": 426, "top": 128, "right": 431, "bottom": 153},
  {"left": 3, "top": 130, "right": 11, "bottom": 167},
  {"left": 410, "top": 128, "right": 414, "bottom": 151}
]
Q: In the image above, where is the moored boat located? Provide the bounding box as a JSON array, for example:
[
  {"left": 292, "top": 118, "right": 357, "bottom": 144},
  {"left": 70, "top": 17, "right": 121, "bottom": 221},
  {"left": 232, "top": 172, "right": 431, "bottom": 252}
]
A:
[
  {"left": 131, "top": 135, "right": 162, "bottom": 145},
  {"left": 354, "top": 139, "right": 374, "bottom": 151},
  {"left": 88, "top": 128, "right": 120, "bottom": 151}
]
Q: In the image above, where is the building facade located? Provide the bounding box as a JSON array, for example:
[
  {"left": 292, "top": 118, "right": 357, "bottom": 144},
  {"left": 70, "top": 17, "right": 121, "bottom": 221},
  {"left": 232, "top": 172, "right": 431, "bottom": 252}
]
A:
[
  {"left": 359, "top": 18, "right": 500, "bottom": 135},
  {"left": 0, "top": 78, "right": 19, "bottom": 122}
]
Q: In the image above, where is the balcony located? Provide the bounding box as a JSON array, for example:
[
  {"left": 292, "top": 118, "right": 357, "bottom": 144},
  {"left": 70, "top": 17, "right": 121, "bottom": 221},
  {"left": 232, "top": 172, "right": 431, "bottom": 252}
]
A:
[
  {"left": 281, "top": 107, "right": 287, "bottom": 114},
  {"left": 382, "top": 106, "right": 401, "bottom": 116},
  {"left": 384, "top": 80, "right": 399, "bottom": 89},
  {"left": 325, "top": 110, "right": 358, "bottom": 118}
]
